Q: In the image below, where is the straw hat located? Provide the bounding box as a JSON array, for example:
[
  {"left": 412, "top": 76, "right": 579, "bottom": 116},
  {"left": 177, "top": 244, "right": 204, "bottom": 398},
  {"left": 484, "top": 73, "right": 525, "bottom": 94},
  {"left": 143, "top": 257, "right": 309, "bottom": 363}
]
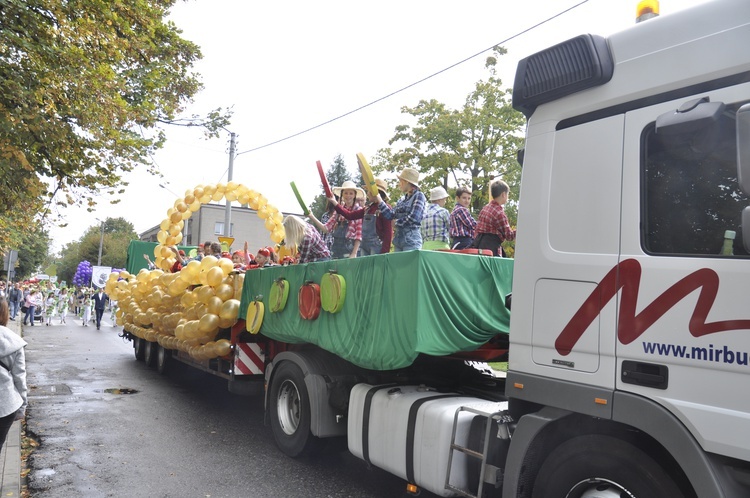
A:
[
  {"left": 332, "top": 180, "right": 365, "bottom": 200},
  {"left": 397, "top": 168, "right": 420, "bottom": 187},
  {"left": 429, "top": 186, "right": 449, "bottom": 201},
  {"left": 374, "top": 178, "right": 389, "bottom": 201}
]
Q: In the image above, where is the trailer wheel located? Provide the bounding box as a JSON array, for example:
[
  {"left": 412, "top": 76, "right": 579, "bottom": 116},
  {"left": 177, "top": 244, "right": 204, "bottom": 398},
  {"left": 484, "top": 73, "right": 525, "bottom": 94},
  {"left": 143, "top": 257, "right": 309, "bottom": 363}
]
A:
[
  {"left": 531, "top": 434, "right": 685, "bottom": 498},
  {"left": 134, "top": 337, "right": 146, "bottom": 361},
  {"left": 156, "top": 345, "right": 170, "bottom": 374},
  {"left": 268, "top": 361, "right": 322, "bottom": 457},
  {"left": 143, "top": 341, "right": 157, "bottom": 367}
]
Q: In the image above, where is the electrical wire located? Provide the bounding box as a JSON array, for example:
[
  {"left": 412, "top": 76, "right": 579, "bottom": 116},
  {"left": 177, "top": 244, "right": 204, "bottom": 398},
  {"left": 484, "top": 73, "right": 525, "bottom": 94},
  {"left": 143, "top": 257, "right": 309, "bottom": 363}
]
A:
[{"left": 235, "top": 0, "right": 589, "bottom": 157}]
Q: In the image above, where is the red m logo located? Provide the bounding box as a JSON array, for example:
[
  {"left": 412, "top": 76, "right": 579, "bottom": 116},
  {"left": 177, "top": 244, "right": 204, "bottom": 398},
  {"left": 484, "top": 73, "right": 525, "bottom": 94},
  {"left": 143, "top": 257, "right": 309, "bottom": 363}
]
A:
[{"left": 555, "top": 259, "right": 750, "bottom": 355}]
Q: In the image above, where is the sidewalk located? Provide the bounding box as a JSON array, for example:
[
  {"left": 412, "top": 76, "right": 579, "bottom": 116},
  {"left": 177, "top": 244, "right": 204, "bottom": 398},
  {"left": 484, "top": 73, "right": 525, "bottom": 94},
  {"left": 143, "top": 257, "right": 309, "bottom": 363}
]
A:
[{"left": 1, "top": 316, "right": 23, "bottom": 497}]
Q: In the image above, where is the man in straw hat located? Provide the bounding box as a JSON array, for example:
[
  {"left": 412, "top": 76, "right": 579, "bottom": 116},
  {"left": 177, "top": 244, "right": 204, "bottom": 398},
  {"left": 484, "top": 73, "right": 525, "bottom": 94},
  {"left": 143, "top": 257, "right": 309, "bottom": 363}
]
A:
[
  {"left": 373, "top": 167, "right": 426, "bottom": 252},
  {"left": 421, "top": 186, "right": 450, "bottom": 250},
  {"left": 309, "top": 180, "right": 364, "bottom": 259},
  {"left": 325, "top": 177, "right": 393, "bottom": 255}
]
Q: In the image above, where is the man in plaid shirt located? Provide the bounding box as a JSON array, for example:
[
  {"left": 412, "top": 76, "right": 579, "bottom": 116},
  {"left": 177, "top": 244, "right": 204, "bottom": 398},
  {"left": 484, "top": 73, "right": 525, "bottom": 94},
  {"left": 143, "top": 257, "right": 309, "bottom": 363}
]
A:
[
  {"left": 473, "top": 180, "right": 516, "bottom": 257},
  {"left": 449, "top": 187, "right": 477, "bottom": 249},
  {"left": 377, "top": 167, "right": 426, "bottom": 252},
  {"left": 421, "top": 186, "right": 450, "bottom": 249}
]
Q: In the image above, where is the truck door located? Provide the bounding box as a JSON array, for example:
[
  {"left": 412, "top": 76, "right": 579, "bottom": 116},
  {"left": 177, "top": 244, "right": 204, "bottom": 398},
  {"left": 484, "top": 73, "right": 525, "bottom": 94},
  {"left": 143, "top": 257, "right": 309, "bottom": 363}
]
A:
[{"left": 619, "top": 85, "right": 750, "bottom": 462}]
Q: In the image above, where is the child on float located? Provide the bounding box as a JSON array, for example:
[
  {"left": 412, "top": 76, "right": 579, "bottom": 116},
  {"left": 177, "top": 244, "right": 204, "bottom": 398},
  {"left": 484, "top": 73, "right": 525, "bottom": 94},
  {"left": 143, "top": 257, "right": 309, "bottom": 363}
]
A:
[
  {"left": 421, "top": 186, "right": 451, "bottom": 250},
  {"left": 375, "top": 168, "right": 426, "bottom": 252},
  {"left": 472, "top": 179, "right": 516, "bottom": 257},
  {"left": 308, "top": 181, "right": 364, "bottom": 259},
  {"left": 449, "top": 186, "right": 477, "bottom": 249},
  {"left": 326, "top": 178, "right": 393, "bottom": 255},
  {"left": 282, "top": 215, "right": 331, "bottom": 263}
]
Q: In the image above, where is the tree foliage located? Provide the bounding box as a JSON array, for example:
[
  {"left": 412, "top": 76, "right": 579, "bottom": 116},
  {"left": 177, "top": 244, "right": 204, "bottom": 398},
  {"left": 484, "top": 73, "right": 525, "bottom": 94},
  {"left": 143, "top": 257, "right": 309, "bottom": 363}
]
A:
[
  {"left": 0, "top": 0, "right": 231, "bottom": 250},
  {"left": 372, "top": 47, "right": 525, "bottom": 219},
  {"left": 56, "top": 217, "right": 137, "bottom": 285},
  {"left": 12, "top": 227, "right": 50, "bottom": 280}
]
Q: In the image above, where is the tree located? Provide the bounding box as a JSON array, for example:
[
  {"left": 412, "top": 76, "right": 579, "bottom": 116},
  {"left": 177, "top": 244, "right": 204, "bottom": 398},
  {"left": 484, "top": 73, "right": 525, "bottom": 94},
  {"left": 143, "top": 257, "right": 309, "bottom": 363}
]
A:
[
  {"left": 0, "top": 0, "right": 231, "bottom": 250},
  {"left": 56, "top": 217, "right": 137, "bottom": 284},
  {"left": 13, "top": 228, "right": 50, "bottom": 280},
  {"left": 373, "top": 47, "right": 525, "bottom": 218}
]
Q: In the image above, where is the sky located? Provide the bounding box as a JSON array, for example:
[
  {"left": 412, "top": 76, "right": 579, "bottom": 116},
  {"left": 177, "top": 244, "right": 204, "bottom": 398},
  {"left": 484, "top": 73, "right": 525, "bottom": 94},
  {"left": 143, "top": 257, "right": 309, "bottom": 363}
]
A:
[{"left": 45, "top": 0, "right": 711, "bottom": 253}]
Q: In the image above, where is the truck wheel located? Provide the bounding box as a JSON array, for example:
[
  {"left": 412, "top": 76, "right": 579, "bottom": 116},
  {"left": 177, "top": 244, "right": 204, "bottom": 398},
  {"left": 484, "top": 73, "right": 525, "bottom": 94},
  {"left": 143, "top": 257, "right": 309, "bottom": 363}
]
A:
[
  {"left": 531, "top": 434, "right": 685, "bottom": 498},
  {"left": 268, "top": 361, "right": 322, "bottom": 457},
  {"left": 156, "top": 345, "right": 170, "bottom": 374},
  {"left": 143, "top": 341, "right": 157, "bottom": 367},
  {"left": 134, "top": 337, "right": 146, "bottom": 361}
]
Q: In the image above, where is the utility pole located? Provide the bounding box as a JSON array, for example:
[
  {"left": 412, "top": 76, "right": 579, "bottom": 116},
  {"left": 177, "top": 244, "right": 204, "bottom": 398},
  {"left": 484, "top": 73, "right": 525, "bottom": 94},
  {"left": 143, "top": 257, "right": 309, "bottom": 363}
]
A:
[
  {"left": 224, "top": 132, "right": 236, "bottom": 237},
  {"left": 97, "top": 220, "right": 105, "bottom": 266}
]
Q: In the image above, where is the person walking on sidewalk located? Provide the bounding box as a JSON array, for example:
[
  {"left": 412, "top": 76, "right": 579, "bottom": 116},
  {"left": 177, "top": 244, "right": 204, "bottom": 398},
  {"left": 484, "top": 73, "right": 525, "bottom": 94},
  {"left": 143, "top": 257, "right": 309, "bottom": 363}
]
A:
[
  {"left": 0, "top": 299, "right": 28, "bottom": 453},
  {"left": 93, "top": 288, "right": 109, "bottom": 330},
  {"left": 23, "top": 289, "right": 40, "bottom": 326},
  {"left": 8, "top": 283, "right": 22, "bottom": 321}
]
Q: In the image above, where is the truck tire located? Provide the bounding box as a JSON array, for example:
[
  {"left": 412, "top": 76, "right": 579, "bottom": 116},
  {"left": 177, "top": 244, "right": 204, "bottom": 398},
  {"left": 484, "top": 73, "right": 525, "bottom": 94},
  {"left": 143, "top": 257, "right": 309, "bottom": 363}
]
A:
[
  {"left": 134, "top": 337, "right": 146, "bottom": 361},
  {"left": 268, "top": 361, "right": 323, "bottom": 457},
  {"left": 144, "top": 340, "right": 157, "bottom": 368},
  {"left": 531, "top": 434, "right": 685, "bottom": 498},
  {"left": 156, "top": 345, "right": 170, "bottom": 374}
]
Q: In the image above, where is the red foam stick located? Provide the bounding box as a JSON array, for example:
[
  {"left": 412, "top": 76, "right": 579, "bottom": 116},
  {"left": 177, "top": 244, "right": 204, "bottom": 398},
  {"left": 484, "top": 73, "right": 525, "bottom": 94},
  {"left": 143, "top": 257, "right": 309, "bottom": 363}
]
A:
[{"left": 316, "top": 160, "right": 333, "bottom": 198}]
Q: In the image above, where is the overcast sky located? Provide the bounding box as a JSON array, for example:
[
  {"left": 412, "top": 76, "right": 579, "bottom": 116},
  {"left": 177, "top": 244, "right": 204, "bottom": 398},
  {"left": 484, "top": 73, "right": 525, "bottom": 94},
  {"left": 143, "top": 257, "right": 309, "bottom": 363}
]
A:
[{"left": 46, "top": 0, "right": 710, "bottom": 253}]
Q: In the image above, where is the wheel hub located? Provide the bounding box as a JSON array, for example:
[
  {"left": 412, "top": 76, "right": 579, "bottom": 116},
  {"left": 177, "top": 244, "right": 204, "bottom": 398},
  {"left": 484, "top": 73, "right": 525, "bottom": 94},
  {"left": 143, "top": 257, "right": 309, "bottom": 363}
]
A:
[
  {"left": 568, "top": 478, "right": 636, "bottom": 498},
  {"left": 276, "top": 379, "right": 301, "bottom": 436}
]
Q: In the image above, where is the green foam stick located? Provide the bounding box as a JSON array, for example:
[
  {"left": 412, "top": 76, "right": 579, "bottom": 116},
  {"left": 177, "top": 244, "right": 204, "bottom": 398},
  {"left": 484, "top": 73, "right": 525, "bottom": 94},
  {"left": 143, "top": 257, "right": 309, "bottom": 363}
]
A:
[{"left": 290, "top": 181, "right": 310, "bottom": 215}]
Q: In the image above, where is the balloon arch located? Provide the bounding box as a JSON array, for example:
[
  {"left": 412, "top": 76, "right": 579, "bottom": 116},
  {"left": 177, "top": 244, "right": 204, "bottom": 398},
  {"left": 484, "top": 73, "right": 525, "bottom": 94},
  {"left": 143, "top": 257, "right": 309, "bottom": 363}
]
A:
[{"left": 112, "top": 182, "right": 285, "bottom": 362}]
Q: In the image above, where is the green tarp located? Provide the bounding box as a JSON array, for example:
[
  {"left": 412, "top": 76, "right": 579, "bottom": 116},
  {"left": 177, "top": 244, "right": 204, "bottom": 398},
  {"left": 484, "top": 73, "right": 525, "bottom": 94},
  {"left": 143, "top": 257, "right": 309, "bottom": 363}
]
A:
[{"left": 239, "top": 251, "right": 513, "bottom": 370}]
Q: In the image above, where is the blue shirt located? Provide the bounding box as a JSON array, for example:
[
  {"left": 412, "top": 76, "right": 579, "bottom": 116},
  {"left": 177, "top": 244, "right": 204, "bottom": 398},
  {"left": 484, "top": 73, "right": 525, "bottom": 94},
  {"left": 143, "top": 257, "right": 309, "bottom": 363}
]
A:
[
  {"left": 379, "top": 189, "right": 426, "bottom": 229},
  {"left": 421, "top": 203, "right": 450, "bottom": 243}
]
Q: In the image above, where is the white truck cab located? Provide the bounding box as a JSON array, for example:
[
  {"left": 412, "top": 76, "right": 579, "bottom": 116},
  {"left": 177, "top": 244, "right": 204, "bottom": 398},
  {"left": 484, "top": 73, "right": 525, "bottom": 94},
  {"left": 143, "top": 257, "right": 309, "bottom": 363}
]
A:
[{"left": 505, "top": 0, "right": 750, "bottom": 495}]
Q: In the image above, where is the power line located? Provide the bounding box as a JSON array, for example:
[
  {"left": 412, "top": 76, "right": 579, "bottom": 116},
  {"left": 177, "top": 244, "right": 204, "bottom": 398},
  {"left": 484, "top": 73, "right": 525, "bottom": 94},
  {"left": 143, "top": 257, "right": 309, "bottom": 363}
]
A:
[{"left": 235, "top": 0, "right": 589, "bottom": 157}]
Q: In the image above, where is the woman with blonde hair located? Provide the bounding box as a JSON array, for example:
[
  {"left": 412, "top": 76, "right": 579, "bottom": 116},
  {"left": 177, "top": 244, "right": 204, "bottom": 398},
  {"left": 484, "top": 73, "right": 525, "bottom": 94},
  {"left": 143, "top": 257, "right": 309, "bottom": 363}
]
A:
[{"left": 282, "top": 216, "right": 331, "bottom": 264}]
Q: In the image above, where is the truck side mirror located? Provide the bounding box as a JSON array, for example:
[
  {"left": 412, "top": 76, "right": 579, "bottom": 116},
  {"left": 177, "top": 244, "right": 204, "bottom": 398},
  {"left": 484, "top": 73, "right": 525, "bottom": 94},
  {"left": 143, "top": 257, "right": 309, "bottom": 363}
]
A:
[{"left": 736, "top": 103, "right": 750, "bottom": 195}]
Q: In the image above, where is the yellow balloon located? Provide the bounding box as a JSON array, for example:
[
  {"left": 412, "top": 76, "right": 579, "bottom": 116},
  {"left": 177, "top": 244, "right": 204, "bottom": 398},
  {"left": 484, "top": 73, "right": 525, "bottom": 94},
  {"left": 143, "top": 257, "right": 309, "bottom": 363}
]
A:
[
  {"left": 219, "top": 258, "right": 234, "bottom": 275},
  {"left": 189, "top": 200, "right": 201, "bottom": 212},
  {"left": 159, "top": 218, "right": 171, "bottom": 231},
  {"left": 200, "top": 255, "right": 218, "bottom": 272},
  {"left": 211, "top": 189, "right": 224, "bottom": 202},
  {"left": 271, "top": 228, "right": 285, "bottom": 244},
  {"left": 184, "top": 194, "right": 195, "bottom": 205},
  {"left": 174, "top": 233, "right": 183, "bottom": 245},
  {"left": 258, "top": 205, "right": 271, "bottom": 220},
  {"left": 225, "top": 190, "right": 238, "bottom": 202},
  {"left": 219, "top": 299, "right": 240, "bottom": 320},
  {"left": 180, "top": 291, "right": 198, "bottom": 308},
  {"left": 265, "top": 217, "right": 276, "bottom": 231},
  {"left": 181, "top": 209, "right": 192, "bottom": 220},
  {"left": 193, "top": 187, "right": 204, "bottom": 199},
  {"left": 157, "top": 231, "right": 167, "bottom": 244},
  {"left": 206, "top": 296, "right": 223, "bottom": 315},
  {"left": 215, "top": 339, "right": 232, "bottom": 357},
  {"left": 214, "top": 283, "right": 234, "bottom": 302},
  {"left": 198, "top": 313, "right": 219, "bottom": 334},
  {"left": 218, "top": 315, "right": 236, "bottom": 329},
  {"left": 169, "top": 224, "right": 181, "bottom": 236},
  {"left": 175, "top": 201, "right": 188, "bottom": 213},
  {"left": 206, "top": 266, "right": 224, "bottom": 287},
  {"left": 168, "top": 278, "right": 188, "bottom": 297},
  {"left": 195, "top": 285, "right": 215, "bottom": 304}
]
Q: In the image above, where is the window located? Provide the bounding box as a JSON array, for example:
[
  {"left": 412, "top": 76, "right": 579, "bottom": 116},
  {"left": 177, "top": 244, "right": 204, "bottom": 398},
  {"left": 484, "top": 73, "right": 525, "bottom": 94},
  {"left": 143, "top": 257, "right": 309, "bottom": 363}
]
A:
[
  {"left": 642, "top": 102, "right": 749, "bottom": 257},
  {"left": 214, "top": 222, "right": 234, "bottom": 236}
]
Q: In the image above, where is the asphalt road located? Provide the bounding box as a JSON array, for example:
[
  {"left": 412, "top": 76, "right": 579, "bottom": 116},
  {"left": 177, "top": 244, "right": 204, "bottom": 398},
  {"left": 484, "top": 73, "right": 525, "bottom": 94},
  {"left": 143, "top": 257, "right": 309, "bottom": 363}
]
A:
[{"left": 23, "top": 314, "right": 436, "bottom": 498}]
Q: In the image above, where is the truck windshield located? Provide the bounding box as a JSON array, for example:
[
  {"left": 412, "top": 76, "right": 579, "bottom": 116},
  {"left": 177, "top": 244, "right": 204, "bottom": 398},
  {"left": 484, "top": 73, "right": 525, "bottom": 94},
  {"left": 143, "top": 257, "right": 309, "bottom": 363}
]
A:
[{"left": 642, "top": 102, "right": 750, "bottom": 257}]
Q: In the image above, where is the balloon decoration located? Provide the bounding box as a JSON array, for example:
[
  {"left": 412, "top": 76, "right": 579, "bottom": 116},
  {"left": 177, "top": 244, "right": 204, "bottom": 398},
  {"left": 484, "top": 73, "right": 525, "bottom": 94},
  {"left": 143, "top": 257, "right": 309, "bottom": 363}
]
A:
[
  {"left": 73, "top": 261, "right": 93, "bottom": 287},
  {"left": 117, "top": 183, "right": 284, "bottom": 362}
]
